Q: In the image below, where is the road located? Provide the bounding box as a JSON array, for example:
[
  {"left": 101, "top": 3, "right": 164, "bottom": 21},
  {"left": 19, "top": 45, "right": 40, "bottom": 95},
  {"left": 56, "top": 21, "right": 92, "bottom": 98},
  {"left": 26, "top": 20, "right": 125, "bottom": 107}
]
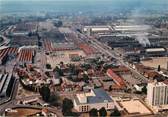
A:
[
  {"left": 0, "top": 35, "right": 10, "bottom": 46},
  {"left": 0, "top": 78, "right": 19, "bottom": 113}
]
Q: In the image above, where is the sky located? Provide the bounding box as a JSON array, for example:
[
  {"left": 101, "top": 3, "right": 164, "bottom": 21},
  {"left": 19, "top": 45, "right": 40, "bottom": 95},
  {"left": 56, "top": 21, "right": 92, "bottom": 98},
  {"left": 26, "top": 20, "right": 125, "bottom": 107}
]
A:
[
  {"left": 0, "top": 0, "right": 167, "bottom": 15},
  {"left": 0, "top": 0, "right": 167, "bottom": 1},
  {"left": 0, "top": 0, "right": 168, "bottom": 4}
]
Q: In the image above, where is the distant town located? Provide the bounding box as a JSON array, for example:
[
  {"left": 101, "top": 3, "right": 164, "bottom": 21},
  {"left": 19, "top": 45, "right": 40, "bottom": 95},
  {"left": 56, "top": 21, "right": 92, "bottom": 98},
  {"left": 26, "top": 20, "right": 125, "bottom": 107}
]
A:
[{"left": 0, "top": 4, "right": 168, "bottom": 117}]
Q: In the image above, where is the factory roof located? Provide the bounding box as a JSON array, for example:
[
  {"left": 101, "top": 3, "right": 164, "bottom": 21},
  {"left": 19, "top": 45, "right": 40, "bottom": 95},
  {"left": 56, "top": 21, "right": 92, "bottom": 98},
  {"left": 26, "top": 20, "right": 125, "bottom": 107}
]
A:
[
  {"left": 0, "top": 47, "right": 18, "bottom": 61},
  {"left": 145, "top": 48, "right": 166, "bottom": 52},
  {"left": 79, "top": 43, "right": 95, "bottom": 55},
  {"left": 114, "top": 25, "right": 150, "bottom": 31},
  {"left": 83, "top": 25, "right": 111, "bottom": 32},
  {"left": 18, "top": 48, "right": 34, "bottom": 63},
  {"left": 44, "top": 39, "right": 77, "bottom": 52}
]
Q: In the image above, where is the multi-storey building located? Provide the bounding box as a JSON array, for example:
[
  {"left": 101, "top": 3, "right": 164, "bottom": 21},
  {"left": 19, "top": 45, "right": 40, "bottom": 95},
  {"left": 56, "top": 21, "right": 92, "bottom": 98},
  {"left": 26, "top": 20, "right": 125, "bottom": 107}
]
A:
[{"left": 147, "top": 81, "right": 168, "bottom": 112}]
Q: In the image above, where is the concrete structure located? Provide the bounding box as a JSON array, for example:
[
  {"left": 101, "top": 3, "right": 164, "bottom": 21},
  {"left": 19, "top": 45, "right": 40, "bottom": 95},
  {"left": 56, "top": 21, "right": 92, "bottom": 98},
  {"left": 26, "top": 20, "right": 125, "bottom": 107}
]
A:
[
  {"left": 74, "top": 88, "right": 114, "bottom": 112},
  {"left": 116, "top": 99, "right": 153, "bottom": 116},
  {"left": 147, "top": 81, "right": 168, "bottom": 112}
]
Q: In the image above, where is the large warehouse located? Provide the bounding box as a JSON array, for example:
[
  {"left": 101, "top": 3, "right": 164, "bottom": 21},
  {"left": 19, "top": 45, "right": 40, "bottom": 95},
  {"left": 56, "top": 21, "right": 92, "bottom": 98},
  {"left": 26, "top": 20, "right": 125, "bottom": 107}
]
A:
[
  {"left": 141, "top": 47, "right": 167, "bottom": 57},
  {"left": 0, "top": 73, "right": 14, "bottom": 98},
  {"left": 114, "top": 25, "right": 151, "bottom": 32}
]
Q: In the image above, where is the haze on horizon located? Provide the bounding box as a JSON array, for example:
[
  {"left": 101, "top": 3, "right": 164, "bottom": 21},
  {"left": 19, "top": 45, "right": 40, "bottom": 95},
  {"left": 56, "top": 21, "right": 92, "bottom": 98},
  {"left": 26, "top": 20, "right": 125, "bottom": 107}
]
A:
[{"left": 0, "top": 0, "right": 168, "bottom": 15}]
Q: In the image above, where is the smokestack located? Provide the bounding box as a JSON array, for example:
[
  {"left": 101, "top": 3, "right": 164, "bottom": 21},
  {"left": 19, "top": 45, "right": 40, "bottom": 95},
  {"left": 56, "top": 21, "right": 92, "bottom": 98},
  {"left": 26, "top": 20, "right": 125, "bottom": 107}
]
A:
[{"left": 135, "top": 35, "right": 150, "bottom": 47}]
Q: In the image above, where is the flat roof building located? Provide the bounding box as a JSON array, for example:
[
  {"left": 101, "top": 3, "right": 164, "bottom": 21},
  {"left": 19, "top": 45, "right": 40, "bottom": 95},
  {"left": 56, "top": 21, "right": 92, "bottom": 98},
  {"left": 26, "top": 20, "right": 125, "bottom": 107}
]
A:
[
  {"left": 83, "top": 25, "right": 112, "bottom": 36},
  {"left": 114, "top": 25, "right": 151, "bottom": 32},
  {"left": 74, "top": 88, "right": 114, "bottom": 112},
  {"left": 141, "top": 47, "right": 167, "bottom": 57}
]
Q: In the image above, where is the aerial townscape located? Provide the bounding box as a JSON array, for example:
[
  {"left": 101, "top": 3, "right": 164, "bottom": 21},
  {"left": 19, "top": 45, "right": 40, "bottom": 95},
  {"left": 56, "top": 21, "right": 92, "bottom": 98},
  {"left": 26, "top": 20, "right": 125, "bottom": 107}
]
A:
[{"left": 0, "top": 0, "right": 168, "bottom": 116}]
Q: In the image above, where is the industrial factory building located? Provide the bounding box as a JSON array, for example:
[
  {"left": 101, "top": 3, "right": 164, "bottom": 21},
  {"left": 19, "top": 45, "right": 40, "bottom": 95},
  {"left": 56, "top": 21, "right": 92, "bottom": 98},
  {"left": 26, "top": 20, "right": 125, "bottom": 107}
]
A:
[
  {"left": 18, "top": 48, "right": 35, "bottom": 64},
  {"left": 0, "top": 47, "right": 18, "bottom": 65},
  {"left": 141, "top": 47, "right": 167, "bottom": 57},
  {"left": 114, "top": 25, "right": 151, "bottom": 32},
  {"left": 83, "top": 25, "right": 112, "bottom": 35},
  {"left": 10, "top": 35, "right": 38, "bottom": 46},
  {"left": 0, "top": 73, "right": 14, "bottom": 98},
  {"left": 98, "top": 36, "right": 141, "bottom": 48}
]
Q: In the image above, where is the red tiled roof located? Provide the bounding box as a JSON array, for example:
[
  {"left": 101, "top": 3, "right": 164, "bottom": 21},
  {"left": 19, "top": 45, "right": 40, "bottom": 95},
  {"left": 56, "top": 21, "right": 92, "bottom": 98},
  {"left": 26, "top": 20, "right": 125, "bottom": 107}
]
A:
[
  {"left": 18, "top": 48, "right": 34, "bottom": 62},
  {"left": 79, "top": 43, "right": 95, "bottom": 55},
  {"left": 107, "top": 69, "right": 126, "bottom": 87},
  {"left": 0, "top": 47, "right": 18, "bottom": 60},
  {"left": 44, "top": 39, "right": 53, "bottom": 52},
  {"left": 112, "top": 66, "right": 130, "bottom": 73}
]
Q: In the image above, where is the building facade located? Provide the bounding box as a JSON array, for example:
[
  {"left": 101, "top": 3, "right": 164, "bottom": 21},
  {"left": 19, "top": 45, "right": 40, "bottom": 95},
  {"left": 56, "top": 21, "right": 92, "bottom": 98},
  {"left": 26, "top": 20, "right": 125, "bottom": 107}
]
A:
[
  {"left": 147, "top": 81, "right": 168, "bottom": 107},
  {"left": 74, "top": 88, "right": 114, "bottom": 112}
]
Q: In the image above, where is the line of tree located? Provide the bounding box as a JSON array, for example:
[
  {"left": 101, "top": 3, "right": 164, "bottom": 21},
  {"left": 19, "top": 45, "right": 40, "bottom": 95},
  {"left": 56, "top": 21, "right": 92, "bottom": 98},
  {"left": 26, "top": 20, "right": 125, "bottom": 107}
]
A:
[
  {"left": 110, "top": 108, "right": 121, "bottom": 116},
  {"left": 89, "top": 107, "right": 121, "bottom": 117},
  {"left": 54, "top": 66, "right": 64, "bottom": 76},
  {"left": 39, "top": 86, "right": 60, "bottom": 106},
  {"left": 62, "top": 98, "right": 78, "bottom": 116},
  {"left": 89, "top": 107, "right": 107, "bottom": 117},
  {"left": 39, "top": 85, "right": 51, "bottom": 102}
]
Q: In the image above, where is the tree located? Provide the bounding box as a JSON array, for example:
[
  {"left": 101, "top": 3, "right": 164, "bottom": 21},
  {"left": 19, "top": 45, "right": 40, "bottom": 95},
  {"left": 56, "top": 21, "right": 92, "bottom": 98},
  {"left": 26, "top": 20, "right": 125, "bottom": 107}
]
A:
[
  {"left": 99, "top": 107, "right": 107, "bottom": 116},
  {"left": 142, "top": 86, "right": 147, "bottom": 94},
  {"left": 69, "top": 64, "right": 76, "bottom": 75},
  {"left": 39, "top": 86, "right": 50, "bottom": 102},
  {"left": 109, "top": 85, "right": 112, "bottom": 91},
  {"left": 81, "top": 64, "right": 91, "bottom": 71},
  {"left": 45, "top": 71, "right": 51, "bottom": 77},
  {"left": 46, "top": 64, "right": 52, "bottom": 69},
  {"left": 89, "top": 108, "right": 98, "bottom": 117},
  {"left": 54, "top": 66, "right": 64, "bottom": 76},
  {"left": 110, "top": 108, "right": 121, "bottom": 116},
  {"left": 62, "top": 98, "right": 74, "bottom": 116},
  {"left": 60, "top": 61, "right": 64, "bottom": 66},
  {"left": 83, "top": 74, "right": 89, "bottom": 83},
  {"left": 157, "top": 65, "right": 161, "bottom": 72},
  {"left": 48, "top": 93, "right": 60, "bottom": 106}
]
